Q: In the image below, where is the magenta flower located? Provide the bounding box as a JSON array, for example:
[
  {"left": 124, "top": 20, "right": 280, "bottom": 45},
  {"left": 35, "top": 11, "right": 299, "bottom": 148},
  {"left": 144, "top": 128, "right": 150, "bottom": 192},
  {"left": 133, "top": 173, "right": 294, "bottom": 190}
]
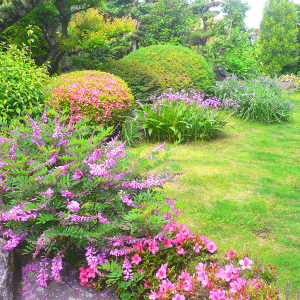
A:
[
  {"left": 226, "top": 249, "right": 236, "bottom": 260},
  {"left": 162, "top": 237, "right": 172, "bottom": 248},
  {"left": 172, "top": 294, "right": 186, "bottom": 300},
  {"left": 209, "top": 288, "right": 226, "bottom": 300},
  {"left": 149, "top": 290, "right": 159, "bottom": 300},
  {"left": 148, "top": 240, "right": 159, "bottom": 254},
  {"left": 155, "top": 263, "right": 168, "bottom": 280},
  {"left": 133, "top": 243, "right": 144, "bottom": 252},
  {"left": 66, "top": 200, "right": 80, "bottom": 213},
  {"left": 229, "top": 278, "right": 246, "bottom": 293},
  {"left": 206, "top": 241, "right": 217, "bottom": 253},
  {"left": 239, "top": 257, "right": 253, "bottom": 270},
  {"left": 177, "top": 247, "right": 185, "bottom": 255},
  {"left": 79, "top": 267, "right": 89, "bottom": 283},
  {"left": 44, "top": 188, "right": 54, "bottom": 199},
  {"left": 194, "top": 242, "right": 202, "bottom": 253},
  {"left": 131, "top": 253, "right": 141, "bottom": 265}
]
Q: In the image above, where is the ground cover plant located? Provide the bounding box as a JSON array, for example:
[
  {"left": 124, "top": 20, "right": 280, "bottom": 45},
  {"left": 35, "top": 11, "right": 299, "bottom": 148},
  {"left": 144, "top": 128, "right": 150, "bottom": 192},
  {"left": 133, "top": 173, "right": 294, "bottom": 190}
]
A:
[
  {"left": 47, "top": 70, "right": 134, "bottom": 127},
  {"left": 101, "top": 45, "right": 216, "bottom": 101},
  {"left": 131, "top": 90, "right": 230, "bottom": 143},
  {"left": 215, "top": 76, "right": 293, "bottom": 123},
  {"left": 151, "top": 93, "right": 300, "bottom": 296},
  {"left": 0, "top": 109, "right": 182, "bottom": 294}
]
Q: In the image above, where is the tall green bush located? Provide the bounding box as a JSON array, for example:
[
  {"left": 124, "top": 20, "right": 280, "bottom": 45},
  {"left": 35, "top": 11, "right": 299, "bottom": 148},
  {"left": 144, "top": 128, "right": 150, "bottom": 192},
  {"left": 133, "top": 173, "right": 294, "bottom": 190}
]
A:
[
  {"left": 101, "top": 45, "right": 216, "bottom": 101},
  {"left": 0, "top": 44, "right": 48, "bottom": 120}
]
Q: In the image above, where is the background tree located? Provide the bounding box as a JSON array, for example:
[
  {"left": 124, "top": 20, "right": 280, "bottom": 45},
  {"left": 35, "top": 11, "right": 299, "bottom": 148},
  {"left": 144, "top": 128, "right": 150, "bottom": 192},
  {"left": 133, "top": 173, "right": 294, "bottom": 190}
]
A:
[{"left": 259, "top": 0, "right": 299, "bottom": 75}]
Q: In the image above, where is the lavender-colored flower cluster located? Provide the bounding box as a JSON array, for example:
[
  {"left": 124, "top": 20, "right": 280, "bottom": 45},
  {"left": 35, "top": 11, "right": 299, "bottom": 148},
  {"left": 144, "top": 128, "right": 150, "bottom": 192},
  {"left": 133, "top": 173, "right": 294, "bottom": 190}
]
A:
[{"left": 0, "top": 109, "right": 181, "bottom": 288}]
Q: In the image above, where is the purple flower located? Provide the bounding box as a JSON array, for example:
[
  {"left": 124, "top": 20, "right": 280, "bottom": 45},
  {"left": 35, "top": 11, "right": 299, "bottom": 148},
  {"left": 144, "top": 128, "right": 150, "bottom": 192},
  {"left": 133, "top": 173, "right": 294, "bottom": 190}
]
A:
[{"left": 66, "top": 200, "right": 80, "bottom": 213}]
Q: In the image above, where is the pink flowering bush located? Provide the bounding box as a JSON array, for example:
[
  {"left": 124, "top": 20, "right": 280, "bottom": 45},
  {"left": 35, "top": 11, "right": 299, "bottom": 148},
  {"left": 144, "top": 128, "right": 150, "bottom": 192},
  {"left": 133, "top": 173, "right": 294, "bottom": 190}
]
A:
[
  {"left": 0, "top": 109, "right": 181, "bottom": 288},
  {"left": 48, "top": 70, "right": 135, "bottom": 127},
  {"left": 79, "top": 222, "right": 278, "bottom": 300}
]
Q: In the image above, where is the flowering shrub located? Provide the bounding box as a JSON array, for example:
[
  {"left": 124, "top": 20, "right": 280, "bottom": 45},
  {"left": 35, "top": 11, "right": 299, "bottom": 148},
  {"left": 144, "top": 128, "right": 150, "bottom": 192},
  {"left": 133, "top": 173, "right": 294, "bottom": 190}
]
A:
[
  {"left": 78, "top": 222, "right": 279, "bottom": 300},
  {"left": 102, "top": 44, "right": 216, "bottom": 101},
  {"left": 0, "top": 43, "right": 49, "bottom": 120},
  {"left": 136, "top": 90, "right": 230, "bottom": 142},
  {"left": 48, "top": 70, "right": 135, "bottom": 127},
  {"left": 0, "top": 109, "right": 181, "bottom": 288},
  {"left": 215, "top": 76, "right": 293, "bottom": 123}
]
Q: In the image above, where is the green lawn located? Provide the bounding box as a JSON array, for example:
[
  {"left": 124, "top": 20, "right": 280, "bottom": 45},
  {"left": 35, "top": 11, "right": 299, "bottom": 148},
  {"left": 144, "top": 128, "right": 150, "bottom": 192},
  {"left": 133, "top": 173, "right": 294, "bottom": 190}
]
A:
[{"left": 139, "top": 93, "right": 300, "bottom": 296}]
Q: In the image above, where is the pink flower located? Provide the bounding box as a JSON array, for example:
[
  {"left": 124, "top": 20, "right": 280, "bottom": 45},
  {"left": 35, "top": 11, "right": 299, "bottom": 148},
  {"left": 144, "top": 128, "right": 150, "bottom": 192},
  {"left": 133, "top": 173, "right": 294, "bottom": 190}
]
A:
[
  {"left": 194, "top": 243, "right": 202, "bottom": 253},
  {"left": 133, "top": 243, "right": 144, "bottom": 252},
  {"left": 229, "top": 278, "right": 246, "bottom": 293},
  {"left": 239, "top": 257, "right": 253, "bottom": 270},
  {"left": 66, "top": 200, "right": 80, "bottom": 213},
  {"left": 159, "top": 280, "right": 174, "bottom": 292},
  {"left": 172, "top": 294, "right": 185, "bottom": 300},
  {"left": 165, "top": 222, "right": 177, "bottom": 233},
  {"left": 86, "top": 268, "right": 95, "bottom": 278},
  {"left": 149, "top": 290, "right": 159, "bottom": 300},
  {"left": 139, "top": 269, "right": 144, "bottom": 275},
  {"left": 79, "top": 267, "right": 89, "bottom": 283},
  {"left": 162, "top": 237, "right": 173, "bottom": 248},
  {"left": 155, "top": 263, "right": 168, "bottom": 280},
  {"left": 226, "top": 249, "right": 236, "bottom": 260},
  {"left": 206, "top": 241, "right": 217, "bottom": 253},
  {"left": 149, "top": 240, "right": 159, "bottom": 254},
  {"left": 131, "top": 253, "right": 141, "bottom": 265},
  {"left": 209, "top": 289, "right": 226, "bottom": 300},
  {"left": 177, "top": 247, "right": 185, "bottom": 255}
]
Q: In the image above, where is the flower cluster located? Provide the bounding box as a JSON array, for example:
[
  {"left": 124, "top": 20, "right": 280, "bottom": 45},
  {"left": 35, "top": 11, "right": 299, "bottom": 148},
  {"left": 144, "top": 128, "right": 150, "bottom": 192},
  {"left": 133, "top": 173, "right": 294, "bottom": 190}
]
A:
[
  {"left": 215, "top": 75, "right": 292, "bottom": 123},
  {"left": 0, "top": 110, "right": 180, "bottom": 289},
  {"left": 136, "top": 89, "right": 229, "bottom": 142},
  {"left": 89, "top": 222, "right": 278, "bottom": 300},
  {"left": 48, "top": 70, "right": 135, "bottom": 127}
]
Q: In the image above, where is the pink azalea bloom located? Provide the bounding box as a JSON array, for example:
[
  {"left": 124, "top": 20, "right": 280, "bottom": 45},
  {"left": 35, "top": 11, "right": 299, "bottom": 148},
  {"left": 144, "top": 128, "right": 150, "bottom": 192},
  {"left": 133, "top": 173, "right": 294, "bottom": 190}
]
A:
[
  {"left": 149, "top": 240, "right": 159, "bottom": 254},
  {"left": 194, "top": 243, "right": 202, "bottom": 253},
  {"left": 239, "top": 257, "right": 252, "bottom": 270},
  {"left": 206, "top": 241, "right": 217, "bottom": 253},
  {"left": 149, "top": 291, "right": 160, "bottom": 300},
  {"left": 199, "top": 235, "right": 209, "bottom": 243},
  {"left": 139, "top": 269, "right": 144, "bottom": 275},
  {"left": 229, "top": 278, "right": 246, "bottom": 294},
  {"left": 209, "top": 289, "right": 226, "bottom": 300},
  {"left": 155, "top": 263, "right": 168, "bottom": 280},
  {"left": 158, "top": 290, "right": 168, "bottom": 298},
  {"left": 177, "top": 247, "right": 185, "bottom": 255},
  {"left": 172, "top": 294, "right": 185, "bottom": 300},
  {"left": 182, "top": 279, "right": 194, "bottom": 292},
  {"left": 86, "top": 268, "right": 95, "bottom": 278},
  {"left": 210, "top": 262, "right": 217, "bottom": 269},
  {"left": 162, "top": 237, "right": 173, "bottom": 248},
  {"left": 144, "top": 281, "right": 150, "bottom": 288},
  {"left": 178, "top": 269, "right": 191, "bottom": 281},
  {"left": 215, "top": 267, "right": 233, "bottom": 282},
  {"left": 79, "top": 267, "right": 89, "bottom": 283},
  {"left": 195, "top": 262, "right": 206, "bottom": 271},
  {"left": 165, "top": 222, "right": 177, "bottom": 233},
  {"left": 133, "top": 243, "right": 144, "bottom": 252},
  {"left": 159, "top": 280, "right": 173, "bottom": 291},
  {"left": 131, "top": 253, "right": 141, "bottom": 265},
  {"left": 226, "top": 249, "right": 236, "bottom": 260}
]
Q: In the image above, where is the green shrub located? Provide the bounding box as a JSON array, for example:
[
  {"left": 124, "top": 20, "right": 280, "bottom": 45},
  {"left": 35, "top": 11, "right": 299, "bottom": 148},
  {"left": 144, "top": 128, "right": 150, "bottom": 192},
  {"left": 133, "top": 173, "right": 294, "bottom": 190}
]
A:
[
  {"left": 47, "top": 70, "right": 135, "bottom": 127},
  {"left": 0, "top": 44, "right": 48, "bottom": 120},
  {"left": 101, "top": 45, "right": 216, "bottom": 101}
]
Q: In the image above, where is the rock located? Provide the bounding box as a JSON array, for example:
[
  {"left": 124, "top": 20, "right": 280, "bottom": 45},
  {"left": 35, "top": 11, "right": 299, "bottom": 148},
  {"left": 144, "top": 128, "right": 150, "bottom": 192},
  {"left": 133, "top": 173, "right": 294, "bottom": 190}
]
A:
[
  {"left": 213, "top": 67, "right": 228, "bottom": 82},
  {"left": 277, "top": 81, "right": 298, "bottom": 90},
  {"left": 0, "top": 238, "right": 14, "bottom": 300},
  {"left": 0, "top": 243, "right": 118, "bottom": 300}
]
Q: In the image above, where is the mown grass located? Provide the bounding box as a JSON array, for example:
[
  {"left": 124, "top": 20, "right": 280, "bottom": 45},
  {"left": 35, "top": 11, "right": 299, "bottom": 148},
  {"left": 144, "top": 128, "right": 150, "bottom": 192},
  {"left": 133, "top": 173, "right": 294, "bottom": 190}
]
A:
[{"left": 137, "top": 93, "right": 300, "bottom": 296}]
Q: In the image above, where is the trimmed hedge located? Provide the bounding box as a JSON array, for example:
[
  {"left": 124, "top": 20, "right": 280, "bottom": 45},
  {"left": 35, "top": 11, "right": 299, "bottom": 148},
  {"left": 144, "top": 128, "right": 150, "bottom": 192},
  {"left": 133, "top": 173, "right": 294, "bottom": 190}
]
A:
[
  {"left": 47, "top": 70, "right": 134, "bottom": 127},
  {"left": 101, "top": 44, "right": 216, "bottom": 101}
]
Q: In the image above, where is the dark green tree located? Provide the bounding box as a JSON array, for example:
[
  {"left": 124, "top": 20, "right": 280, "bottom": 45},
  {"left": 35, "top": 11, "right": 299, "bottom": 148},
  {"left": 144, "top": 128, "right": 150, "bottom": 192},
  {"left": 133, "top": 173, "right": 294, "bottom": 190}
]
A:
[{"left": 259, "top": 0, "right": 299, "bottom": 75}]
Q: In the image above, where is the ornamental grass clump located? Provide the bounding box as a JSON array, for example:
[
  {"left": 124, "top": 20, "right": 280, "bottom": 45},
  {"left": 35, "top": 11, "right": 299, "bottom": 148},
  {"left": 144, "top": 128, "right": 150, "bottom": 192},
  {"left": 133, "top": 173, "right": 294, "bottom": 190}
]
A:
[
  {"left": 79, "top": 222, "right": 279, "bottom": 300},
  {"left": 0, "top": 109, "right": 181, "bottom": 290},
  {"left": 48, "top": 70, "right": 134, "bottom": 127},
  {"left": 136, "top": 90, "right": 230, "bottom": 142},
  {"left": 215, "top": 75, "right": 292, "bottom": 123}
]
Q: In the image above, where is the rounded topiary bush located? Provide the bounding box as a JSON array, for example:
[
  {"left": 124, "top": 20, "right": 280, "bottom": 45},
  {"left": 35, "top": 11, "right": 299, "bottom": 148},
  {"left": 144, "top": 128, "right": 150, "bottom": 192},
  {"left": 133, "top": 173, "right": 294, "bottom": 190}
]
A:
[
  {"left": 48, "top": 70, "right": 134, "bottom": 127},
  {"left": 0, "top": 44, "right": 48, "bottom": 120},
  {"left": 101, "top": 44, "right": 215, "bottom": 101}
]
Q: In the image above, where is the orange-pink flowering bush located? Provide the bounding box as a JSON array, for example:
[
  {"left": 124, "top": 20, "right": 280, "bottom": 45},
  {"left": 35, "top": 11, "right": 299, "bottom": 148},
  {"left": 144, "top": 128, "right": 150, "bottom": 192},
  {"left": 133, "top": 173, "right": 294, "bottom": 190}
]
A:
[{"left": 48, "top": 70, "right": 134, "bottom": 127}]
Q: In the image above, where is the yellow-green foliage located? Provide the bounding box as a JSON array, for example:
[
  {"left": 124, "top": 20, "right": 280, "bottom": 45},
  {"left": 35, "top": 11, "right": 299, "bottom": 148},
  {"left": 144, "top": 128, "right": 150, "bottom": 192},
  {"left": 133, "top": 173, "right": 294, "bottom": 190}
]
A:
[
  {"left": 48, "top": 70, "right": 134, "bottom": 127},
  {"left": 102, "top": 45, "right": 216, "bottom": 101}
]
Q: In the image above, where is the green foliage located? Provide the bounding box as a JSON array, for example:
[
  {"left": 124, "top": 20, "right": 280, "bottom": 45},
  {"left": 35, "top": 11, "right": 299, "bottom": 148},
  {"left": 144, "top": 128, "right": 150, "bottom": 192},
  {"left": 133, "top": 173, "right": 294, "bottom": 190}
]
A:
[
  {"left": 0, "top": 43, "right": 48, "bottom": 120},
  {"left": 136, "top": 90, "right": 229, "bottom": 143},
  {"left": 47, "top": 70, "right": 135, "bottom": 127},
  {"left": 102, "top": 45, "right": 215, "bottom": 101},
  {"left": 215, "top": 76, "right": 293, "bottom": 123},
  {"left": 259, "top": 0, "right": 299, "bottom": 76}
]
